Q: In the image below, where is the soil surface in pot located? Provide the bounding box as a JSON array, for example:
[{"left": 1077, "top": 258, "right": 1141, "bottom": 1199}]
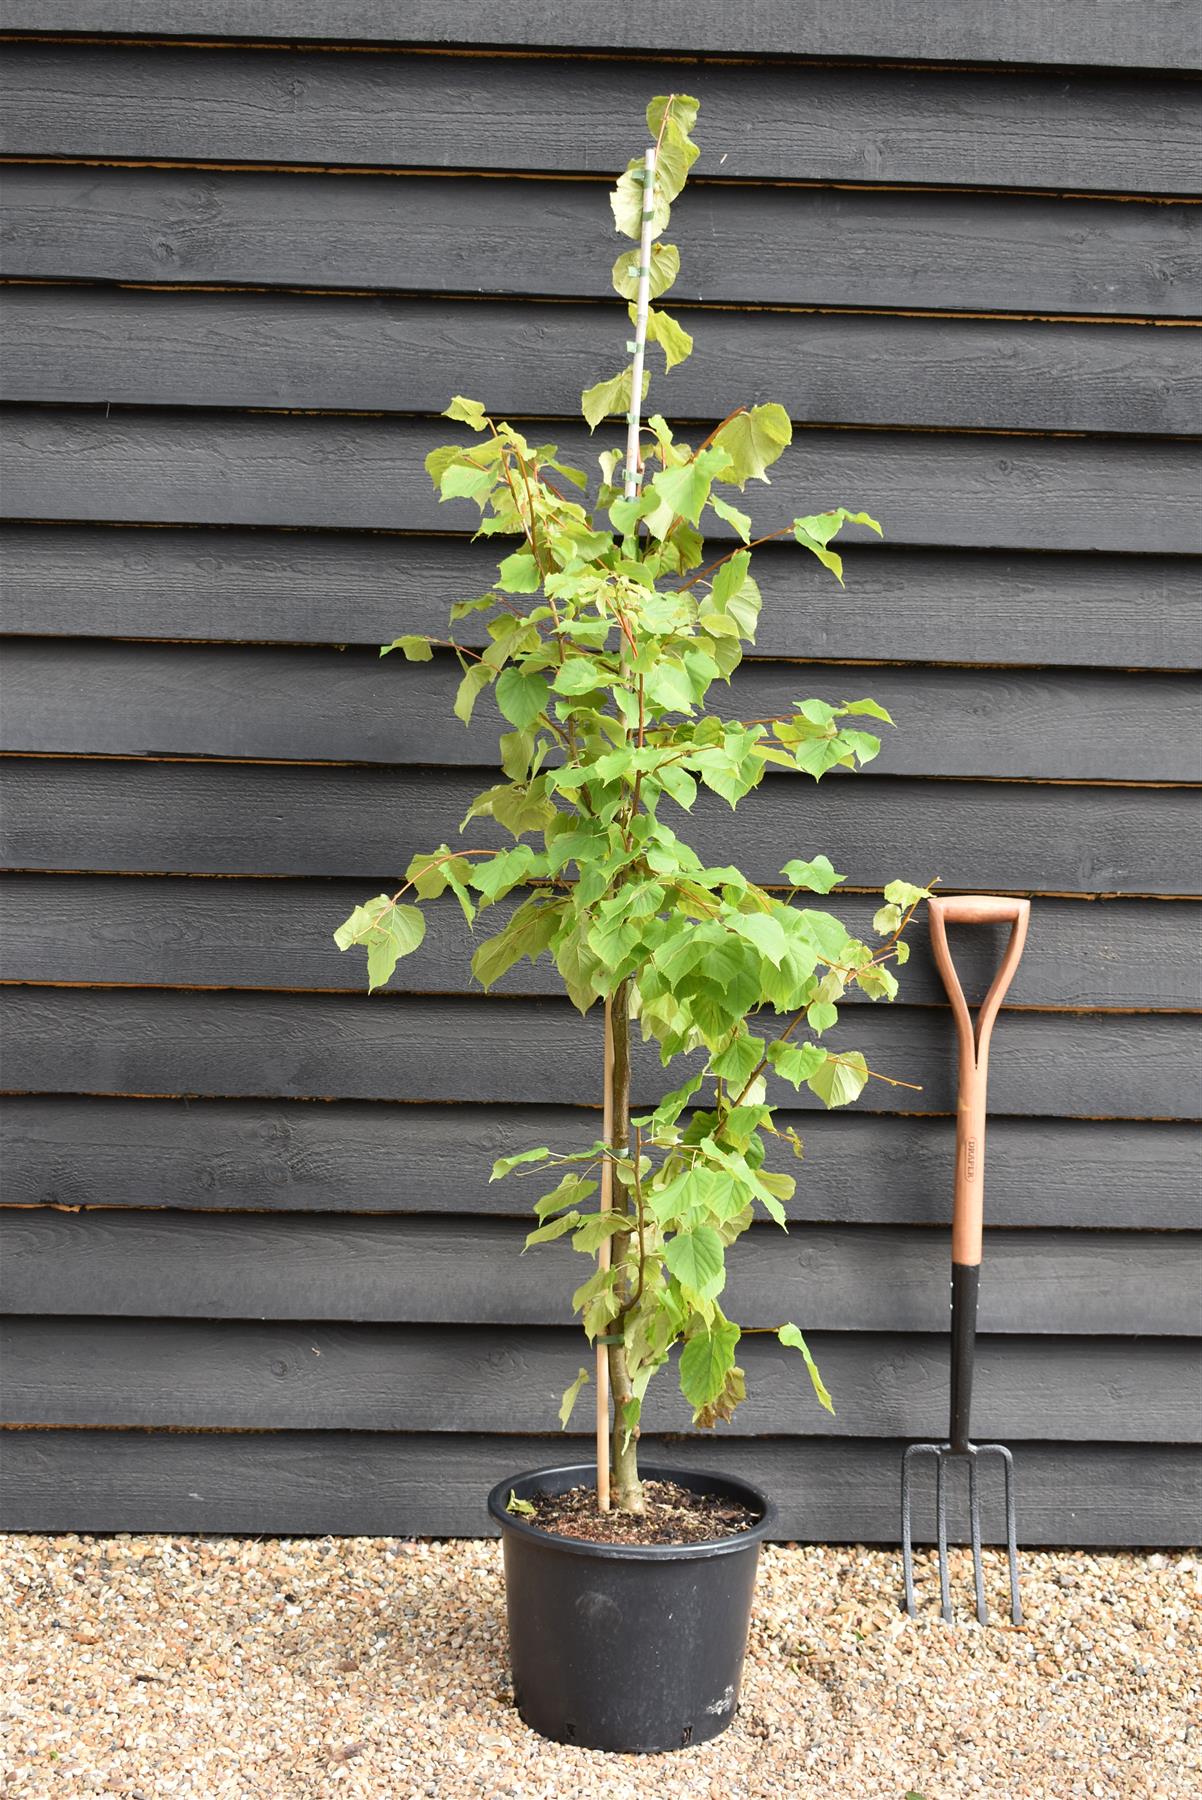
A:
[{"left": 516, "top": 1478, "right": 759, "bottom": 1546}]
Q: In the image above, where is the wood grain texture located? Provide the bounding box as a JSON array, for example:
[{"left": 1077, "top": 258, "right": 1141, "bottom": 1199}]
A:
[
  {"left": 3, "top": 876, "right": 1198, "bottom": 1013},
  {"left": 6, "top": 639, "right": 1198, "bottom": 782},
  {"left": 5, "top": 165, "right": 1198, "bottom": 318},
  {"left": 2, "top": 1, "right": 1197, "bottom": 71},
  {"left": 5, "top": 758, "right": 1199, "bottom": 895},
  {"left": 3, "top": 45, "right": 1199, "bottom": 194},
  {"left": 11, "top": 288, "right": 1200, "bottom": 437},
  {"left": 5, "top": 410, "right": 1201, "bottom": 555},
  {"left": 5, "top": 1096, "right": 1197, "bottom": 1229},
  {"left": 5, "top": 1315, "right": 1196, "bottom": 1441},
  {"left": 5, "top": 1209, "right": 1196, "bottom": 1336},
  {"left": 5, "top": 526, "right": 1197, "bottom": 671},
  {"left": 5, "top": 1431, "right": 1198, "bottom": 1544},
  {"left": 2, "top": 987, "right": 1197, "bottom": 1119}
]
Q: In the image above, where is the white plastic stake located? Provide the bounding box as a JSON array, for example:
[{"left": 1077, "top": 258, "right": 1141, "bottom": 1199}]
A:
[{"left": 623, "top": 146, "right": 658, "bottom": 502}]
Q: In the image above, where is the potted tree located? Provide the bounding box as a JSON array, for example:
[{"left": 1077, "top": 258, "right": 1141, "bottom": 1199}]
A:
[{"left": 335, "top": 96, "right": 930, "bottom": 1753}]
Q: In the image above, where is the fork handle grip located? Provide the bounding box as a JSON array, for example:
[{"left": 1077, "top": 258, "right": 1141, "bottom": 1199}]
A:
[{"left": 929, "top": 896, "right": 1030, "bottom": 1266}]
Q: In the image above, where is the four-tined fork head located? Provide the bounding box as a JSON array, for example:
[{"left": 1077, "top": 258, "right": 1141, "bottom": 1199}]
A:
[{"left": 901, "top": 1439, "right": 1022, "bottom": 1626}]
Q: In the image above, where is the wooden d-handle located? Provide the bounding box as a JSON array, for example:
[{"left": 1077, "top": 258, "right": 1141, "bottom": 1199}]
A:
[{"left": 928, "top": 895, "right": 1030, "bottom": 1266}]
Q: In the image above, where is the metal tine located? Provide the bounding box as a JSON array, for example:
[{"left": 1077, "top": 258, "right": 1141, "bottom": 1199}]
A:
[
  {"left": 935, "top": 1453, "right": 952, "bottom": 1624},
  {"left": 996, "top": 1443, "right": 1023, "bottom": 1626},
  {"left": 967, "top": 1454, "right": 988, "bottom": 1625},
  {"left": 901, "top": 1441, "right": 938, "bottom": 1617}
]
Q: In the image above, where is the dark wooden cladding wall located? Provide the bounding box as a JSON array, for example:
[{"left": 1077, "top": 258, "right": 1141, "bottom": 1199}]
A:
[{"left": 1, "top": 18, "right": 1200, "bottom": 1544}]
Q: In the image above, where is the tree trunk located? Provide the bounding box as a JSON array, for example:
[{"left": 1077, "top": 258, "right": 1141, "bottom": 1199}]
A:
[{"left": 604, "top": 977, "right": 644, "bottom": 1513}]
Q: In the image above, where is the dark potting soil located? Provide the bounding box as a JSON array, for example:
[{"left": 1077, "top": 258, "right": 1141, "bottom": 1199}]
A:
[{"left": 520, "top": 1479, "right": 759, "bottom": 1547}]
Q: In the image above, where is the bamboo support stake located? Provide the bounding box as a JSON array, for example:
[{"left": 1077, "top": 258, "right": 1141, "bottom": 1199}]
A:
[{"left": 597, "top": 144, "right": 657, "bottom": 1510}]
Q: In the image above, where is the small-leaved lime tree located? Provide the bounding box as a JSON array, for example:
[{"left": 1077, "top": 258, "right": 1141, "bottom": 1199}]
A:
[{"left": 336, "top": 96, "right": 932, "bottom": 1514}]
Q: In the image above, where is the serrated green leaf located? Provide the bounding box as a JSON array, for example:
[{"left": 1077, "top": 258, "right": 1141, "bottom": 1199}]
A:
[
  {"left": 558, "top": 1366, "right": 590, "bottom": 1430},
  {"left": 663, "top": 1224, "right": 725, "bottom": 1299},
  {"left": 778, "top": 1323, "right": 835, "bottom": 1414},
  {"left": 644, "top": 305, "right": 693, "bottom": 371},
  {"left": 710, "top": 1031, "right": 765, "bottom": 1089},
  {"left": 731, "top": 913, "right": 788, "bottom": 967},
  {"left": 780, "top": 855, "right": 844, "bottom": 894},
  {"left": 806, "top": 1050, "right": 870, "bottom": 1110},
  {"left": 708, "top": 492, "right": 752, "bottom": 542},
  {"left": 610, "top": 160, "right": 671, "bottom": 240},
  {"left": 453, "top": 662, "right": 493, "bottom": 726},
  {"left": 496, "top": 550, "right": 542, "bottom": 593},
  {"left": 572, "top": 1212, "right": 631, "bottom": 1254},
  {"left": 884, "top": 879, "right": 934, "bottom": 909},
  {"left": 524, "top": 1211, "right": 582, "bottom": 1248},
  {"left": 806, "top": 999, "right": 839, "bottom": 1035},
  {"left": 495, "top": 666, "right": 550, "bottom": 729},
  {"left": 443, "top": 395, "right": 487, "bottom": 430},
  {"left": 490, "top": 1146, "right": 553, "bottom": 1182},
  {"left": 647, "top": 93, "right": 700, "bottom": 140},
  {"left": 766, "top": 1039, "right": 828, "bottom": 1089},
  {"left": 612, "top": 240, "right": 681, "bottom": 301},
  {"left": 581, "top": 364, "right": 649, "bottom": 432},
  {"left": 333, "top": 897, "right": 425, "bottom": 994},
  {"left": 711, "top": 404, "right": 792, "bottom": 489},
  {"left": 842, "top": 696, "right": 894, "bottom": 724},
  {"left": 380, "top": 634, "right": 433, "bottom": 661},
  {"left": 873, "top": 903, "right": 902, "bottom": 935},
  {"left": 679, "top": 1319, "right": 741, "bottom": 1408},
  {"left": 471, "top": 899, "right": 561, "bottom": 992},
  {"left": 645, "top": 660, "right": 696, "bottom": 714},
  {"left": 649, "top": 446, "right": 733, "bottom": 529}
]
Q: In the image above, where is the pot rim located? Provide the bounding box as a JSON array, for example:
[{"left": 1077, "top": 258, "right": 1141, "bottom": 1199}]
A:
[{"left": 486, "top": 1461, "right": 778, "bottom": 1561}]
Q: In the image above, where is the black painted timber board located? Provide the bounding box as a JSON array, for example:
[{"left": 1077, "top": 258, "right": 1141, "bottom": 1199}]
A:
[
  {"left": 4, "top": 759, "right": 1198, "bottom": 895},
  {"left": 3, "top": 1430, "right": 1197, "bottom": 1544},
  {"left": 5, "top": 878, "right": 1196, "bottom": 1012},
  {"left": 4, "top": 1209, "right": 1197, "bottom": 1337},
  {"left": 8, "top": 288, "right": 1199, "bottom": 438},
  {"left": 2, "top": 987, "right": 1198, "bottom": 1119},
  {"left": 4, "top": 1316, "right": 1196, "bottom": 1442},
  {"left": 4, "top": 527, "right": 1196, "bottom": 671},
  {"left": 5, "top": 165, "right": 1198, "bottom": 318},
  {"left": 5, "top": 639, "right": 1198, "bottom": 782},
  {"left": 2, "top": 2, "right": 1197, "bottom": 72},
  {"left": 4, "top": 1097, "right": 1196, "bottom": 1230},
  {"left": 3, "top": 45, "right": 1198, "bottom": 194},
  {"left": 5, "top": 411, "right": 1200, "bottom": 555}
]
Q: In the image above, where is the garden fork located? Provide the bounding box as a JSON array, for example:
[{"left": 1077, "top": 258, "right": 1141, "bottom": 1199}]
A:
[{"left": 901, "top": 894, "right": 1030, "bottom": 1626}]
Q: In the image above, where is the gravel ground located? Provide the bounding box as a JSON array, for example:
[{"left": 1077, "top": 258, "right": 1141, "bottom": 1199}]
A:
[{"left": 1, "top": 1533, "right": 1197, "bottom": 1799}]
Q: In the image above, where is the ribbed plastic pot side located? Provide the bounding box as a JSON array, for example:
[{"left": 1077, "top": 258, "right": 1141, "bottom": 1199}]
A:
[{"left": 486, "top": 1462, "right": 778, "bottom": 1754}]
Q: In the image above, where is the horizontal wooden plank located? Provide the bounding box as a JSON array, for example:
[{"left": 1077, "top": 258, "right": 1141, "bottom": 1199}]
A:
[
  {"left": 5, "top": 1209, "right": 1196, "bottom": 1336},
  {"left": 3, "top": 45, "right": 1198, "bottom": 194},
  {"left": 7, "top": 640, "right": 1200, "bottom": 782},
  {"left": 5, "top": 165, "right": 1198, "bottom": 319},
  {"left": 5, "top": 526, "right": 1197, "bottom": 670},
  {"left": 5, "top": 411, "right": 1201, "bottom": 555},
  {"left": 3, "top": 878, "right": 1198, "bottom": 1013},
  {"left": 8, "top": 287, "right": 1199, "bottom": 437},
  {"left": 2, "top": 987, "right": 1198, "bottom": 1119},
  {"left": 4, "top": 759, "right": 1199, "bottom": 895},
  {"left": 6, "top": 1097, "right": 1196, "bottom": 1230},
  {"left": 5, "top": 1316, "right": 1196, "bottom": 1441},
  {"left": 2, "top": 2, "right": 1197, "bottom": 72},
  {"left": 4, "top": 1429, "right": 1197, "bottom": 1544}
]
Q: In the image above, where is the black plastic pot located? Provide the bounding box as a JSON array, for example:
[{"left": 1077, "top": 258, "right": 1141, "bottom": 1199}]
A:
[{"left": 486, "top": 1461, "right": 776, "bottom": 1753}]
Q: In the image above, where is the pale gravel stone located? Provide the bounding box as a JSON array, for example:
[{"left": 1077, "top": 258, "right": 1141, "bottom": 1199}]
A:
[{"left": 0, "top": 1534, "right": 1197, "bottom": 1799}]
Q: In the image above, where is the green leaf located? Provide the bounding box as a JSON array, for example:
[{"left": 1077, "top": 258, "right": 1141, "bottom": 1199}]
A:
[
  {"left": 649, "top": 446, "right": 733, "bottom": 528},
  {"left": 453, "top": 662, "right": 493, "bottom": 726},
  {"left": 710, "top": 404, "right": 792, "bottom": 489},
  {"left": 732, "top": 912, "right": 788, "bottom": 967},
  {"left": 380, "top": 634, "right": 433, "bottom": 661},
  {"left": 471, "top": 899, "right": 561, "bottom": 992},
  {"left": 792, "top": 509, "right": 883, "bottom": 584},
  {"left": 495, "top": 667, "right": 550, "bottom": 730},
  {"left": 884, "top": 879, "right": 934, "bottom": 910},
  {"left": 645, "top": 660, "right": 697, "bottom": 714},
  {"left": 581, "top": 363, "right": 648, "bottom": 432},
  {"left": 766, "top": 1040, "right": 827, "bottom": 1089},
  {"left": 662, "top": 1224, "right": 726, "bottom": 1300},
  {"left": 558, "top": 1366, "right": 590, "bottom": 1430},
  {"left": 552, "top": 657, "right": 608, "bottom": 696},
  {"left": 440, "top": 461, "right": 495, "bottom": 506},
  {"left": 505, "top": 1490, "right": 536, "bottom": 1517},
  {"left": 612, "top": 241, "right": 680, "bottom": 301},
  {"left": 806, "top": 999, "right": 839, "bottom": 1035},
  {"left": 873, "top": 903, "right": 902, "bottom": 935},
  {"left": 524, "top": 1211, "right": 582, "bottom": 1248},
  {"left": 644, "top": 306, "right": 693, "bottom": 371},
  {"left": 708, "top": 493, "right": 752, "bottom": 542},
  {"left": 443, "top": 395, "right": 487, "bottom": 430},
  {"left": 490, "top": 1146, "right": 553, "bottom": 1182},
  {"left": 679, "top": 1319, "right": 741, "bottom": 1408},
  {"left": 778, "top": 1323, "right": 835, "bottom": 1414},
  {"left": 711, "top": 1030, "right": 765, "bottom": 1089},
  {"left": 806, "top": 1050, "right": 870, "bottom": 1110},
  {"left": 842, "top": 697, "right": 894, "bottom": 724},
  {"left": 333, "top": 897, "right": 425, "bottom": 994},
  {"left": 496, "top": 550, "right": 542, "bottom": 593},
  {"left": 572, "top": 1212, "right": 631, "bottom": 1254},
  {"left": 781, "top": 855, "right": 844, "bottom": 895},
  {"left": 647, "top": 93, "right": 700, "bottom": 140},
  {"left": 610, "top": 160, "right": 671, "bottom": 240}
]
